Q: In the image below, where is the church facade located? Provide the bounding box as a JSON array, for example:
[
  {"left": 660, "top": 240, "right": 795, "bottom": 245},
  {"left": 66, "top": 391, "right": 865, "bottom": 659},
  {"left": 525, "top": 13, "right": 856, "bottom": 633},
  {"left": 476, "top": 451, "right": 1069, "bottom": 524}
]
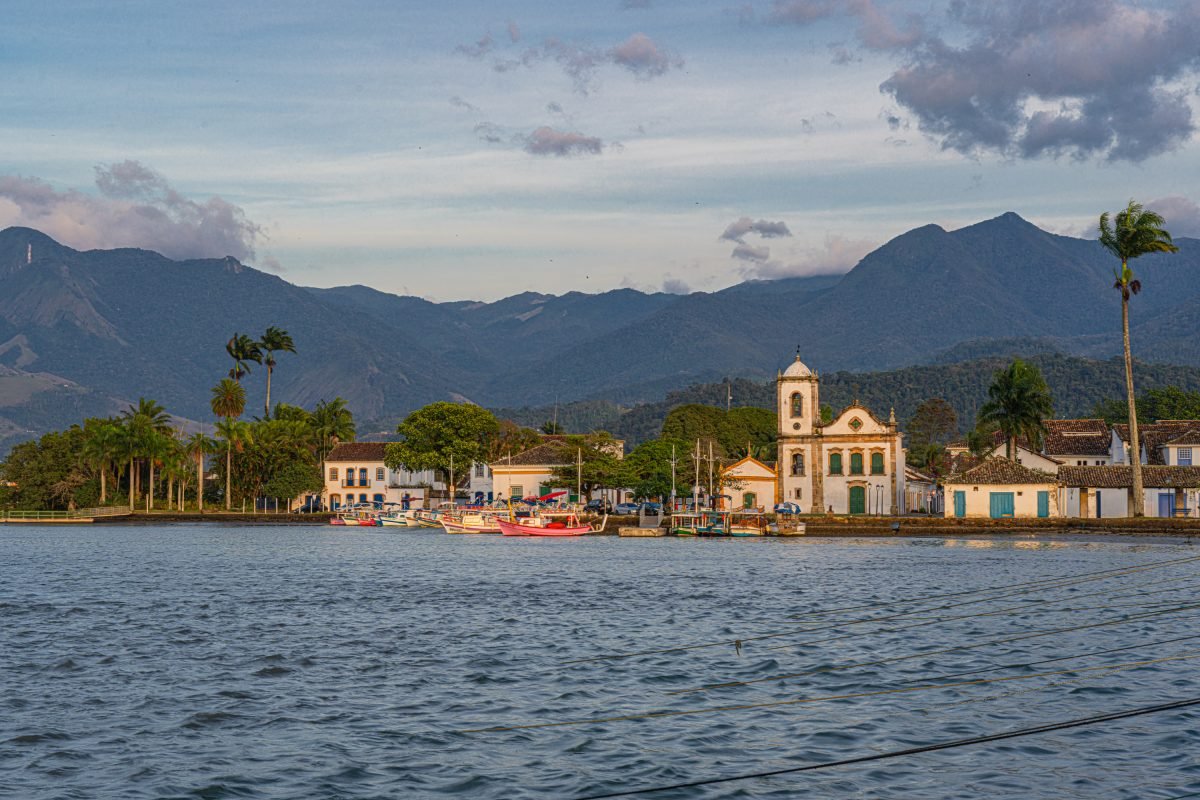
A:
[{"left": 776, "top": 353, "right": 906, "bottom": 515}]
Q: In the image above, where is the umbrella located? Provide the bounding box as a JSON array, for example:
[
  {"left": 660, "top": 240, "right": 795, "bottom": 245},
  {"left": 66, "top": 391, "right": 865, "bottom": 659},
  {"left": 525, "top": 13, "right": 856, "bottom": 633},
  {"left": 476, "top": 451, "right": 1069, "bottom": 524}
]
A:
[{"left": 539, "top": 490, "right": 568, "bottom": 501}]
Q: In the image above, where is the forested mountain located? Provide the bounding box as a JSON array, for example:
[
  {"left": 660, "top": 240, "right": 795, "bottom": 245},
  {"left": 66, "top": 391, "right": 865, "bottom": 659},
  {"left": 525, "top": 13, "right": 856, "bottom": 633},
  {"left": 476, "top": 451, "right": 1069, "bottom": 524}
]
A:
[
  {"left": 493, "top": 354, "right": 1200, "bottom": 446},
  {"left": 3, "top": 213, "right": 1200, "bottom": 454}
]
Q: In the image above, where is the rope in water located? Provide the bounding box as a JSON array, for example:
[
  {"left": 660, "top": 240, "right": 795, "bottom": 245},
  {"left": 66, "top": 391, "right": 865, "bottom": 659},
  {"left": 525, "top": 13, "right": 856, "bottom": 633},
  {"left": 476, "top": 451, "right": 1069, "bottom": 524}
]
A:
[
  {"left": 566, "top": 696, "right": 1200, "bottom": 799},
  {"left": 562, "top": 554, "right": 1200, "bottom": 665},
  {"left": 458, "top": 649, "right": 1200, "bottom": 734}
]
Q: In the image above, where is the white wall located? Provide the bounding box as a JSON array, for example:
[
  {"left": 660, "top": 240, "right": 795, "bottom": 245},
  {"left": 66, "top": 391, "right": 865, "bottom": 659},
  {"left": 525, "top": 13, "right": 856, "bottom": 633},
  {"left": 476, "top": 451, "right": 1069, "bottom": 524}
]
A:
[{"left": 943, "top": 483, "right": 1059, "bottom": 518}]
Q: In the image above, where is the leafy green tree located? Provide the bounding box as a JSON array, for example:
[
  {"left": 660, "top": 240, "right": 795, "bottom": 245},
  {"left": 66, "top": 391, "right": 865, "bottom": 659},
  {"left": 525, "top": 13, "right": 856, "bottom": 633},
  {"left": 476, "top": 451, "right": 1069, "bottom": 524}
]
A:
[
  {"left": 0, "top": 425, "right": 92, "bottom": 510},
  {"left": 486, "top": 420, "right": 542, "bottom": 462},
  {"left": 225, "top": 333, "right": 263, "bottom": 383},
  {"left": 82, "top": 422, "right": 122, "bottom": 504},
  {"left": 548, "top": 432, "right": 630, "bottom": 501},
  {"left": 661, "top": 404, "right": 776, "bottom": 461},
  {"left": 978, "top": 359, "right": 1054, "bottom": 461},
  {"left": 385, "top": 402, "right": 500, "bottom": 494},
  {"left": 259, "top": 326, "right": 296, "bottom": 418},
  {"left": 262, "top": 461, "right": 323, "bottom": 507},
  {"left": 1100, "top": 200, "right": 1179, "bottom": 516},
  {"left": 312, "top": 397, "right": 355, "bottom": 464},
  {"left": 624, "top": 438, "right": 689, "bottom": 500},
  {"left": 906, "top": 398, "right": 958, "bottom": 458},
  {"left": 211, "top": 378, "right": 247, "bottom": 510}
]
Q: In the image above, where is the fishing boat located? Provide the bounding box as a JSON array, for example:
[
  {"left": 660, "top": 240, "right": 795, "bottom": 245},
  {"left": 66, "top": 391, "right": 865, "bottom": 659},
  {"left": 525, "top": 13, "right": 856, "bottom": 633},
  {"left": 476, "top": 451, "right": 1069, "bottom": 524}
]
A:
[
  {"left": 696, "top": 511, "right": 730, "bottom": 536},
  {"left": 729, "top": 511, "right": 768, "bottom": 537},
  {"left": 670, "top": 512, "right": 703, "bottom": 536},
  {"left": 409, "top": 509, "right": 444, "bottom": 528},
  {"left": 440, "top": 511, "right": 503, "bottom": 534},
  {"left": 379, "top": 513, "right": 409, "bottom": 527},
  {"left": 498, "top": 512, "right": 606, "bottom": 537},
  {"left": 329, "top": 516, "right": 347, "bottom": 526}
]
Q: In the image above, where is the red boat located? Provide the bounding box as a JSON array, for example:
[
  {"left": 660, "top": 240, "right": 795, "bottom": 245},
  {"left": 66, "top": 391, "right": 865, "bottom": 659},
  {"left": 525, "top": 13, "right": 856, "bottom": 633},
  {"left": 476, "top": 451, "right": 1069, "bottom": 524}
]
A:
[{"left": 498, "top": 513, "right": 606, "bottom": 537}]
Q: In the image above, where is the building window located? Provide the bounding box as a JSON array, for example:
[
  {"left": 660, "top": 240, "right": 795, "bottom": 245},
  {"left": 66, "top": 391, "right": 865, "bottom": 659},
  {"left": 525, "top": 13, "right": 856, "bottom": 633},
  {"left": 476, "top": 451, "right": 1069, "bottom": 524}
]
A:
[
  {"left": 511, "top": 485, "right": 524, "bottom": 500},
  {"left": 790, "top": 392, "right": 803, "bottom": 418},
  {"left": 829, "top": 452, "right": 843, "bottom": 475},
  {"left": 848, "top": 417, "right": 863, "bottom": 432},
  {"left": 870, "top": 452, "right": 885, "bottom": 475},
  {"left": 359, "top": 468, "right": 368, "bottom": 485},
  {"left": 791, "top": 452, "right": 805, "bottom": 476},
  {"left": 376, "top": 467, "right": 385, "bottom": 481},
  {"left": 345, "top": 467, "right": 355, "bottom": 487},
  {"left": 794, "top": 488, "right": 803, "bottom": 500},
  {"left": 850, "top": 452, "right": 864, "bottom": 475},
  {"left": 476, "top": 463, "right": 486, "bottom": 478},
  {"left": 330, "top": 467, "right": 338, "bottom": 481},
  {"left": 1181, "top": 448, "right": 1193, "bottom": 466},
  {"left": 331, "top": 493, "right": 341, "bottom": 508},
  {"left": 743, "top": 492, "right": 756, "bottom": 509}
]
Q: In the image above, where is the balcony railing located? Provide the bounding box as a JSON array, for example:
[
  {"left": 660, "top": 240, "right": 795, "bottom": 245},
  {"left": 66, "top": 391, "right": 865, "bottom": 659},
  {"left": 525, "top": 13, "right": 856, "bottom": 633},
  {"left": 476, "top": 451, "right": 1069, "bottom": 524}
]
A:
[{"left": 340, "top": 480, "right": 371, "bottom": 489}]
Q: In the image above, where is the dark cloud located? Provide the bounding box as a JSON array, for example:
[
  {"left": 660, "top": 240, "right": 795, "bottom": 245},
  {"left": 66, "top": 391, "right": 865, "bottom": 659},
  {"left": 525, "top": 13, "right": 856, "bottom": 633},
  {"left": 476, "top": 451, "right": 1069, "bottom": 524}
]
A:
[
  {"left": 456, "top": 32, "right": 494, "bottom": 59},
  {"left": 474, "top": 122, "right": 504, "bottom": 144},
  {"left": 0, "top": 161, "right": 263, "bottom": 262},
  {"left": 720, "top": 216, "right": 793, "bottom": 243},
  {"left": 546, "top": 101, "right": 564, "bottom": 114},
  {"left": 523, "top": 127, "right": 604, "bottom": 156},
  {"left": 1147, "top": 196, "right": 1200, "bottom": 239},
  {"left": 731, "top": 242, "right": 771, "bottom": 262},
  {"left": 449, "top": 95, "right": 479, "bottom": 112},
  {"left": 881, "top": 1, "right": 1200, "bottom": 162}
]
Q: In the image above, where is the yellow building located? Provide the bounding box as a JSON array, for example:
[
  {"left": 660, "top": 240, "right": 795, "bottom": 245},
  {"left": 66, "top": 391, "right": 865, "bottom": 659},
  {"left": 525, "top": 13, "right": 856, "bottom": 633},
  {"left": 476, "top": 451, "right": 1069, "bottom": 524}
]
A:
[{"left": 720, "top": 456, "right": 778, "bottom": 510}]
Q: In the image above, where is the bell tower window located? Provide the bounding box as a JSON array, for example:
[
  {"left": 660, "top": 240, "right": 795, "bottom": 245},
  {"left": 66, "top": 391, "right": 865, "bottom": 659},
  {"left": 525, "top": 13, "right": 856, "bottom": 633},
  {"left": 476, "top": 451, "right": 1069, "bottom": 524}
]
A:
[{"left": 790, "top": 392, "right": 803, "bottom": 418}]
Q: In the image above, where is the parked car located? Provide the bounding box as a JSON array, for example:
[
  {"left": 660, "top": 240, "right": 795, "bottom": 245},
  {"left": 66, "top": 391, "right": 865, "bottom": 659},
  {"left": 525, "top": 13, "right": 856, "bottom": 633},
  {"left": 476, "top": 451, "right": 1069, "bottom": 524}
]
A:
[
  {"left": 614, "top": 502, "right": 640, "bottom": 515},
  {"left": 585, "top": 499, "right": 613, "bottom": 514},
  {"left": 641, "top": 502, "right": 663, "bottom": 514},
  {"left": 293, "top": 497, "right": 324, "bottom": 513}
]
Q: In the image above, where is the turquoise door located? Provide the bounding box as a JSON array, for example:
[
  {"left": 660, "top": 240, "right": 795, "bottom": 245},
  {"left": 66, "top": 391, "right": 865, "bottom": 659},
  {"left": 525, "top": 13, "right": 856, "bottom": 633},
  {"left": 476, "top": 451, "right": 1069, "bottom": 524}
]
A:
[
  {"left": 989, "top": 492, "right": 1015, "bottom": 518},
  {"left": 953, "top": 491, "right": 966, "bottom": 518},
  {"left": 1159, "top": 493, "right": 1176, "bottom": 518},
  {"left": 1037, "top": 491, "right": 1049, "bottom": 518}
]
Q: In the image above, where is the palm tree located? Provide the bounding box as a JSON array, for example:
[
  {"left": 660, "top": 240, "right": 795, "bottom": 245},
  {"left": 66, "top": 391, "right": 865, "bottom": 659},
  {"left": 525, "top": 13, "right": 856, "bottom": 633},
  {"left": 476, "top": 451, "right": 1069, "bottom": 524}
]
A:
[
  {"left": 185, "top": 432, "right": 214, "bottom": 512},
  {"left": 142, "top": 431, "right": 172, "bottom": 512},
  {"left": 977, "top": 359, "right": 1053, "bottom": 462},
  {"left": 82, "top": 422, "right": 122, "bottom": 504},
  {"left": 259, "top": 327, "right": 296, "bottom": 418},
  {"left": 215, "top": 419, "right": 252, "bottom": 510},
  {"left": 312, "top": 397, "right": 355, "bottom": 463},
  {"left": 1099, "top": 200, "right": 1180, "bottom": 516},
  {"left": 226, "top": 333, "right": 263, "bottom": 383},
  {"left": 211, "top": 378, "right": 247, "bottom": 510}
]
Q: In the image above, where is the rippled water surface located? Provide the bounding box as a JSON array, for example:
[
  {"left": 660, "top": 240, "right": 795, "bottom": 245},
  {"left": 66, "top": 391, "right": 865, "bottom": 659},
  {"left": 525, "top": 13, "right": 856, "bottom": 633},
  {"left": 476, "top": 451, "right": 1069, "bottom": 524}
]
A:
[{"left": 3, "top": 525, "right": 1200, "bottom": 799}]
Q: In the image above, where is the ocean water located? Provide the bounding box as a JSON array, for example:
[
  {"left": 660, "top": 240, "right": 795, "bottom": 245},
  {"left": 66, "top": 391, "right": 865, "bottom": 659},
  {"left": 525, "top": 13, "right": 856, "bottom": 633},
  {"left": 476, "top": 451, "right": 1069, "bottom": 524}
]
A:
[{"left": 2, "top": 525, "right": 1200, "bottom": 799}]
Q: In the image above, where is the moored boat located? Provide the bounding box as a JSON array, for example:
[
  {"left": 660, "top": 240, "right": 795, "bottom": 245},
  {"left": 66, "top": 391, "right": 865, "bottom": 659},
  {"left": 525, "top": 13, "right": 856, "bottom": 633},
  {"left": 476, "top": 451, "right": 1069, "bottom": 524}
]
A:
[
  {"left": 498, "top": 512, "right": 606, "bottom": 537},
  {"left": 440, "top": 511, "right": 503, "bottom": 534}
]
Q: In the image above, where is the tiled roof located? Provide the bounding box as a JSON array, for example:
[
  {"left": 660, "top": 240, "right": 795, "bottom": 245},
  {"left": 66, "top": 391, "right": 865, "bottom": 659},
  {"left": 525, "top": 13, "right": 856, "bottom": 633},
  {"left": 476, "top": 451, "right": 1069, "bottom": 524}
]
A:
[
  {"left": 1043, "top": 419, "right": 1111, "bottom": 456},
  {"left": 905, "top": 465, "right": 935, "bottom": 483},
  {"left": 945, "top": 457, "right": 1057, "bottom": 486},
  {"left": 1114, "top": 421, "right": 1200, "bottom": 464},
  {"left": 498, "top": 442, "right": 574, "bottom": 467},
  {"left": 1058, "top": 465, "right": 1200, "bottom": 489},
  {"left": 1164, "top": 430, "right": 1200, "bottom": 447},
  {"left": 326, "top": 442, "right": 387, "bottom": 462}
]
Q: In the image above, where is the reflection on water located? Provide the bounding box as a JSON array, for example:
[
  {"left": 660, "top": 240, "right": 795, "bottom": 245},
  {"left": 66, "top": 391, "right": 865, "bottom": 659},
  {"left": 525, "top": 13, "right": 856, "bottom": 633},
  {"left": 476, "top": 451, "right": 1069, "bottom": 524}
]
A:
[{"left": 1, "top": 525, "right": 1199, "bottom": 799}]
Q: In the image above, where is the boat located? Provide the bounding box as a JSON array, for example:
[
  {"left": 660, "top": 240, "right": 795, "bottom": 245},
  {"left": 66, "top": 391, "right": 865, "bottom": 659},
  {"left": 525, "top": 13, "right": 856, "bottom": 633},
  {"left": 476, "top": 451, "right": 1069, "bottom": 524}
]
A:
[
  {"left": 379, "top": 513, "right": 409, "bottom": 527},
  {"left": 670, "top": 512, "right": 703, "bottom": 536},
  {"left": 329, "top": 516, "right": 347, "bottom": 526},
  {"left": 498, "top": 512, "right": 606, "bottom": 537},
  {"left": 730, "top": 511, "right": 768, "bottom": 537},
  {"left": 440, "top": 511, "right": 503, "bottom": 534}
]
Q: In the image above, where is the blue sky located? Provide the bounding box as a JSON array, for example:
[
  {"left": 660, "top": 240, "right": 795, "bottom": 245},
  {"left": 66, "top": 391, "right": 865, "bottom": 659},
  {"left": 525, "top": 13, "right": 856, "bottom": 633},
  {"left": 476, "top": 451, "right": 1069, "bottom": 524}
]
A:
[{"left": 2, "top": 0, "right": 1199, "bottom": 300}]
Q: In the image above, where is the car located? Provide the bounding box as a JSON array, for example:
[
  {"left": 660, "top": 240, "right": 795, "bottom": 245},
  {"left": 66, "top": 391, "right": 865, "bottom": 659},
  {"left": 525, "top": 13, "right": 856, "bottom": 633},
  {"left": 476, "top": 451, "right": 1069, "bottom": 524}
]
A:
[
  {"left": 641, "top": 502, "right": 663, "bottom": 514},
  {"left": 293, "top": 497, "right": 324, "bottom": 513},
  {"left": 585, "top": 499, "right": 613, "bottom": 514},
  {"left": 614, "top": 502, "right": 640, "bottom": 515}
]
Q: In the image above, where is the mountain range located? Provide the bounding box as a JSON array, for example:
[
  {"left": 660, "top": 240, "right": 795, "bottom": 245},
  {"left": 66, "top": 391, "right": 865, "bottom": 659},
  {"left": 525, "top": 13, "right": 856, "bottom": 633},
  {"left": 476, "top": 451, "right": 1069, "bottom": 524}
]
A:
[{"left": 1, "top": 212, "right": 1198, "bottom": 453}]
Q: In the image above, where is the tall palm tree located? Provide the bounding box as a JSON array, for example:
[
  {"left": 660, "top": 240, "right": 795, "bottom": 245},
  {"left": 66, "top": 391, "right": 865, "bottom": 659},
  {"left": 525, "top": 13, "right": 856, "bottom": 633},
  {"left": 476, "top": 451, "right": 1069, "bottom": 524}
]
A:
[
  {"left": 1099, "top": 200, "right": 1179, "bottom": 517},
  {"left": 82, "top": 422, "right": 122, "bottom": 504},
  {"left": 259, "top": 327, "right": 296, "bottom": 418},
  {"left": 226, "top": 334, "right": 263, "bottom": 383},
  {"left": 211, "top": 378, "right": 247, "bottom": 510},
  {"left": 142, "top": 431, "right": 172, "bottom": 512},
  {"left": 215, "top": 419, "right": 252, "bottom": 509},
  {"left": 120, "top": 415, "right": 152, "bottom": 511},
  {"left": 977, "top": 359, "right": 1054, "bottom": 462},
  {"left": 312, "top": 397, "right": 356, "bottom": 463},
  {"left": 185, "top": 432, "right": 214, "bottom": 512}
]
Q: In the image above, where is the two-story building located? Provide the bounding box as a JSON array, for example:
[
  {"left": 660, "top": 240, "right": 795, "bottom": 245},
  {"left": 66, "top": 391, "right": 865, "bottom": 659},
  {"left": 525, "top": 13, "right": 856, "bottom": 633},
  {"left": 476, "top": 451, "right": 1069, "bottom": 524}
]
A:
[{"left": 323, "top": 442, "right": 441, "bottom": 510}]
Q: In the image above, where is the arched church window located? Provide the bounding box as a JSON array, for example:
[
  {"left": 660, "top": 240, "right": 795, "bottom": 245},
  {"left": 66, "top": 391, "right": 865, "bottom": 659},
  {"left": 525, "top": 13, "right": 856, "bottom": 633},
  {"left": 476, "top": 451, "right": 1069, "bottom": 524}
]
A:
[
  {"left": 791, "top": 452, "right": 805, "bottom": 476},
  {"left": 790, "top": 392, "right": 803, "bottom": 418},
  {"left": 850, "top": 452, "right": 864, "bottom": 475},
  {"left": 829, "top": 452, "right": 843, "bottom": 475},
  {"left": 871, "top": 452, "right": 885, "bottom": 475}
]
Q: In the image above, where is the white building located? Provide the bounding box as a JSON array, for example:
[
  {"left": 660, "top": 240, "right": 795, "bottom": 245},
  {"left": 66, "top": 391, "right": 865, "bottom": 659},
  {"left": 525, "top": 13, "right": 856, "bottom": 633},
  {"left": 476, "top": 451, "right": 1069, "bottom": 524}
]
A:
[
  {"left": 943, "top": 458, "right": 1060, "bottom": 519},
  {"left": 776, "top": 353, "right": 905, "bottom": 515},
  {"left": 323, "top": 442, "right": 441, "bottom": 510}
]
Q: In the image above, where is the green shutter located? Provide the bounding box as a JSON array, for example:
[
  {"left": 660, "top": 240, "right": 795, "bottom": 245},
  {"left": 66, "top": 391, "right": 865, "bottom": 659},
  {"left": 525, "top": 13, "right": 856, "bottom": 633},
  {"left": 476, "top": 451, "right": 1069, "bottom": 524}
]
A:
[
  {"left": 830, "top": 453, "right": 842, "bottom": 474},
  {"left": 871, "top": 453, "right": 884, "bottom": 474},
  {"left": 850, "top": 453, "right": 863, "bottom": 475},
  {"left": 849, "top": 486, "right": 865, "bottom": 514}
]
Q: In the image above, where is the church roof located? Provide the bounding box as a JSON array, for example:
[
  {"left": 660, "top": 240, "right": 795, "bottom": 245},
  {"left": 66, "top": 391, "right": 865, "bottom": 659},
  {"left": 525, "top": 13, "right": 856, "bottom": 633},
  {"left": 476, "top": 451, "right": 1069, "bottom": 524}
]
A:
[{"left": 781, "top": 352, "right": 813, "bottom": 378}]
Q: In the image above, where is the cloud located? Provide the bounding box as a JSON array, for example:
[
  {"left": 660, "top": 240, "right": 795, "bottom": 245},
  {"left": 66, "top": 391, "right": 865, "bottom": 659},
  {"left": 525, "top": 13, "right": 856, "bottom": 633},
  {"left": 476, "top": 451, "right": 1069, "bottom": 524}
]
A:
[
  {"left": 768, "top": 0, "right": 922, "bottom": 50},
  {"left": 456, "top": 32, "right": 494, "bottom": 59},
  {"left": 609, "top": 33, "right": 681, "bottom": 79},
  {"left": 1147, "top": 196, "right": 1200, "bottom": 239},
  {"left": 662, "top": 276, "right": 691, "bottom": 294},
  {"left": 881, "top": 1, "right": 1200, "bottom": 162},
  {"left": 731, "top": 242, "right": 771, "bottom": 262},
  {"left": 737, "top": 234, "right": 876, "bottom": 280},
  {"left": 546, "top": 101, "right": 564, "bottom": 114},
  {"left": 0, "top": 161, "right": 263, "bottom": 262},
  {"left": 523, "top": 127, "right": 604, "bottom": 156},
  {"left": 720, "top": 216, "right": 793, "bottom": 243},
  {"left": 449, "top": 95, "right": 479, "bottom": 112},
  {"left": 474, "top": 122, "right": 504, "bottom": 144}
]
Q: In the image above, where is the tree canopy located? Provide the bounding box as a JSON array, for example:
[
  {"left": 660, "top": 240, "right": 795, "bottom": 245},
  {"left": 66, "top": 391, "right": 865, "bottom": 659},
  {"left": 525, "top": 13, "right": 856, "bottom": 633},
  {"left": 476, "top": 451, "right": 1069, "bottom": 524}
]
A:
[{"left": 385, "top": 402, "right": 500, "bottom": 486}]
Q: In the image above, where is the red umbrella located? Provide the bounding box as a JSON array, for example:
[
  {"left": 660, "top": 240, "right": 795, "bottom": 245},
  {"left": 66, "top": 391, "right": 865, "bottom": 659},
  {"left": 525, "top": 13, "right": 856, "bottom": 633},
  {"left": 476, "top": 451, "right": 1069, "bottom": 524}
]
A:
[{"left": 539, "top": 489, "right": 569, "bottom": 501}]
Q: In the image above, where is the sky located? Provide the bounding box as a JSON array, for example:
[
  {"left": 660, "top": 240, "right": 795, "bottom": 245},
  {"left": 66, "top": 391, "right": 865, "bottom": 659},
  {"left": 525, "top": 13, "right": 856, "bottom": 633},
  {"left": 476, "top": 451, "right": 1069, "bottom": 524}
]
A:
[{"left": 1, "top": 0, "right": 1199, "bottom": 301}]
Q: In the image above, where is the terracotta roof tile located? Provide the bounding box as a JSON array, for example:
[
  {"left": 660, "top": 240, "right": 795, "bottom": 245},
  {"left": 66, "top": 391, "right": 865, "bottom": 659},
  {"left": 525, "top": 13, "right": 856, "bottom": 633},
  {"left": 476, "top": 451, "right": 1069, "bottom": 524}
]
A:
[
  {"left": 1114, "top": 421, "right": 1200, "bottom": 464},
  {"left": 1042, "top": 419, "right": 1111, "bottom": 456},
  {"left": 499, "top": 442, "right": 574, "bottom": 467},
  {"left": 945, "top": 457, "right": 1056, "bottom": 486},
  {"left": 326, "top": 442, "right": 387, "bottom": 462},
  {"left": 1058, "top": 465, "right": 1200, "bottom": 489},
  {"left": 1163, "top": 430, "right": 1200, "bottom": 447}
]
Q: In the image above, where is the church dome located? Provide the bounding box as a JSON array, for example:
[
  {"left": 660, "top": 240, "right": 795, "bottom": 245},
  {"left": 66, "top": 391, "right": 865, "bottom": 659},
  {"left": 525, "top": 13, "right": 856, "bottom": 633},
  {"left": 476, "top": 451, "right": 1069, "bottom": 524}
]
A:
[{"left": 782, "top": 352, "right": 812, "bottom": 378}]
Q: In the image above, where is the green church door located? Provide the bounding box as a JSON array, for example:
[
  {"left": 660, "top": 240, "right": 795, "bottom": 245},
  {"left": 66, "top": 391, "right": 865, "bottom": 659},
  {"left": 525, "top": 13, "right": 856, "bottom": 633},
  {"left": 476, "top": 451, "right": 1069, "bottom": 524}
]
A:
[{"left": 849, "top": 486, "right": 866, "bottom": 515}]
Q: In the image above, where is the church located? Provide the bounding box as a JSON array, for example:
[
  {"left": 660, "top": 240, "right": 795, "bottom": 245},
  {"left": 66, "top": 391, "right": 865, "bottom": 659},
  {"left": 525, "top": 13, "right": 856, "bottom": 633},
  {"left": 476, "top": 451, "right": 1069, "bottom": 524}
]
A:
[{"left": 776, "top": 352, "right": 906, "bottom": 515}]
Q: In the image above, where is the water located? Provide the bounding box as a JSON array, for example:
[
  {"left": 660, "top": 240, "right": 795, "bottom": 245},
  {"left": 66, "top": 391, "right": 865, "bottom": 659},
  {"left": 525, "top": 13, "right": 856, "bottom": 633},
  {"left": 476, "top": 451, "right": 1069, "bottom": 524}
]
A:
[{"left": 2, "top": 526, "right": 1200, "bottom": 799}]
